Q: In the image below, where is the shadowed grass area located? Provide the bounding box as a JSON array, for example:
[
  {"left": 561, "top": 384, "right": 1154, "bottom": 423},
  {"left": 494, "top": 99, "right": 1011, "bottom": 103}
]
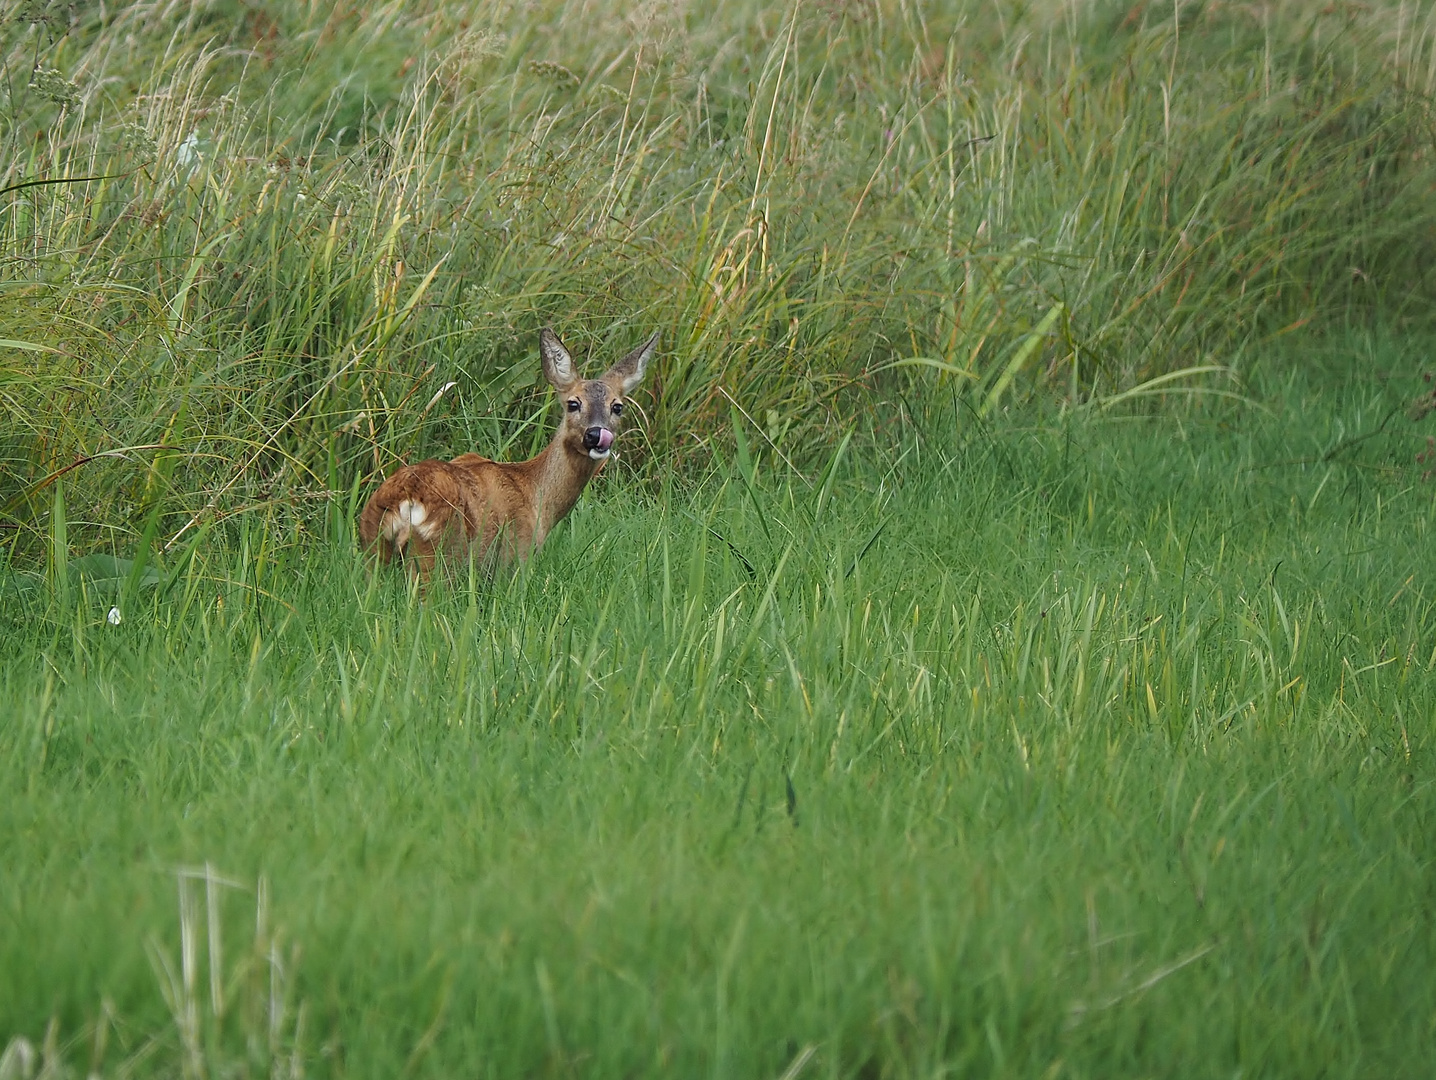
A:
[{"left": 2, "top": 342, "right": 1433, "bottom": 1077}]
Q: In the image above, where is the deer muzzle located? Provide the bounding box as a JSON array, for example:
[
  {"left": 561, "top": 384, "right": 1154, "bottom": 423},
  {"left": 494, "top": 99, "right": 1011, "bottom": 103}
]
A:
[{"left": 584, "top": 426, "right": 615, "bottom": 459}]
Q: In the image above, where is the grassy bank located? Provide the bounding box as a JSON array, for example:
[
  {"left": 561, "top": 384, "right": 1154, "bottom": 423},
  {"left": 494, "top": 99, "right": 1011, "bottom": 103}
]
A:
[
  {"left": 2, "top": 342, "right": 1433, "bottom": 1077},
  {"left": 3, "top": 0, "right": 1435, "bottom": 557}
]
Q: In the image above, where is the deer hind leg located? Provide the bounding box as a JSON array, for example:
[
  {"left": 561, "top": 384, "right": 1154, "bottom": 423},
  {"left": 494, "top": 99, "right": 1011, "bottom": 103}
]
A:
[
  {"left": 382, "top": 502, "right": 426, "bottom": 581},
  {"left": 359, "top": 459, "right": 481, "bottom": 585},
  {"left": 361, "top": 495, "right": 447, "bottom": 579}
]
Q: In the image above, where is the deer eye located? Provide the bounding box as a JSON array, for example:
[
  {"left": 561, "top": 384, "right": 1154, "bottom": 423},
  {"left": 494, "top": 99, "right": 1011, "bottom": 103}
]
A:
[
  {"left": 611, "top": 401, "right": 623, "bottom": 415},
  {"left": 567, "top": 399, "right": 581, "bottom": 412}
]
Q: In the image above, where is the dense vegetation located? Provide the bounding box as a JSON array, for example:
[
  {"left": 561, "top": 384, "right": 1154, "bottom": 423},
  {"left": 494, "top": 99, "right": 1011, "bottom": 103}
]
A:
[
  {"left": 2, "top": 2, "right": 1434, "bottom": 1077},
  {"left": 2, "top": 0, "right": 1434, "bottom": 546}
]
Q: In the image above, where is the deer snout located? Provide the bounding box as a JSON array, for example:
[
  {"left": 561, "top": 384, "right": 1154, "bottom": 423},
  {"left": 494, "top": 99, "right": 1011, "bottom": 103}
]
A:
[{"left": 583, "top": 427, "right": 615, "bottom": 453}]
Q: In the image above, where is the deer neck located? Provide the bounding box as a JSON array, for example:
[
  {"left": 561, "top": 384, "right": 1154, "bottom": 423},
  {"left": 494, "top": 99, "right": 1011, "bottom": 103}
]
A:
[{"left": 527, "top": 433, "right": 601, "bottom": 544}]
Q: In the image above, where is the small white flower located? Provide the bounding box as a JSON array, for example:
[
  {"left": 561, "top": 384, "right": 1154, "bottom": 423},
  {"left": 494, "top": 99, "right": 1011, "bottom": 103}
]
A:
[
  {"left": 175, "top": 130, "right": 201, "bottom": 175},
  {"left": 107, "top": 606, "right": 122, "bottom": 625}
]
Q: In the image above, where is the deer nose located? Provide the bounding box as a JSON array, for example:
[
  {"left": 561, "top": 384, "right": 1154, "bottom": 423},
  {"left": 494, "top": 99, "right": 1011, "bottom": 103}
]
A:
[{"left": 583, "top": 427, "right": 614, "bottom": 451}]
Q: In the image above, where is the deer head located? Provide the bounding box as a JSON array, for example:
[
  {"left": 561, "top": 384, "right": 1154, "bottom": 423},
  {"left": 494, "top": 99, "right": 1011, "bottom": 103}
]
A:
[{"left": 540, "top": 327, "right": 658, "bottom": 462}]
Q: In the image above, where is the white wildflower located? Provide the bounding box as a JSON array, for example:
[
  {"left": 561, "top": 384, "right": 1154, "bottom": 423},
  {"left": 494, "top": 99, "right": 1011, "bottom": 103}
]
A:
[{"left": 175, "top": 130, "right": 201, "bottom": 176}]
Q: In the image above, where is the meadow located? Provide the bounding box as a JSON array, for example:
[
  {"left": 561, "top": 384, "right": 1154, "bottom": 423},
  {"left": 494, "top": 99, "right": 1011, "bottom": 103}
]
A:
[
  {"left": 4, "top": 344, "right": 1435, "bottom": 1078},
  {"left": 3, "top": 1, "right": 1436, "bottom": 1077}
]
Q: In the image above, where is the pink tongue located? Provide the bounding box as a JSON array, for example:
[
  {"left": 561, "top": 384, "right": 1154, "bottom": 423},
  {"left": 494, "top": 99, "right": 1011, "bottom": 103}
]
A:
[{"left": 596, "top": 428, "right": 614, "bottom": 451}]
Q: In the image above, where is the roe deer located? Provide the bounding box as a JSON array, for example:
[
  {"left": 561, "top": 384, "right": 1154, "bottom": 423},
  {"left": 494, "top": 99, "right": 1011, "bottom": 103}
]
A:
[{"left": 358, "top": 327, "right": 657, "bottom": 578}]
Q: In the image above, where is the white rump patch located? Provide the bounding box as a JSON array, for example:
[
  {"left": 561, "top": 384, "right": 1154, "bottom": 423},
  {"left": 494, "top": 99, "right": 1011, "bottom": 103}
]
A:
[{"left": 382, "top": 499, "right": 440, "bottom": 542}]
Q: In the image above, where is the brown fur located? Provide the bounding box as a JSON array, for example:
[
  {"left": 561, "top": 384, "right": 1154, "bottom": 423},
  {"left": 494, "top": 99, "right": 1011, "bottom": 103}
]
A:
[{"left": 358, "top": 328, "right": 657, "bottom": 579}]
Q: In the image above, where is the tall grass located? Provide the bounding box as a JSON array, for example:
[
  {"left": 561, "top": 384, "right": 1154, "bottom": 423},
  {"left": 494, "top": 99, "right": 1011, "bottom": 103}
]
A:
[{"left": 2, "top": 0, "right": 1434, "bottom": 559}]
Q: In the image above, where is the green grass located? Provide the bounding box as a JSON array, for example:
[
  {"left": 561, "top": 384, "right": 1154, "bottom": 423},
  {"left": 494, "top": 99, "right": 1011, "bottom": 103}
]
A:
[
  {"left": 2, "top": 343, "right": 1433, "bottom": 1077},
  {"left": 4, "top": 2, "right": 1436, "bottom": 1076},
  {"left": 3, "top": 0, "right": 1435, "bottom": 551}
]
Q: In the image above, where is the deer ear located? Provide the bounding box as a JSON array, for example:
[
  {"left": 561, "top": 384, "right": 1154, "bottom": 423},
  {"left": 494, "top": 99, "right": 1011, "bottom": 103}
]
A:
[
  {"left": 539, "top": 328, "right": 576, "bottom": 388},
  {"left": 605, "top": 331, "right": 659, "bottom": 394}
]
